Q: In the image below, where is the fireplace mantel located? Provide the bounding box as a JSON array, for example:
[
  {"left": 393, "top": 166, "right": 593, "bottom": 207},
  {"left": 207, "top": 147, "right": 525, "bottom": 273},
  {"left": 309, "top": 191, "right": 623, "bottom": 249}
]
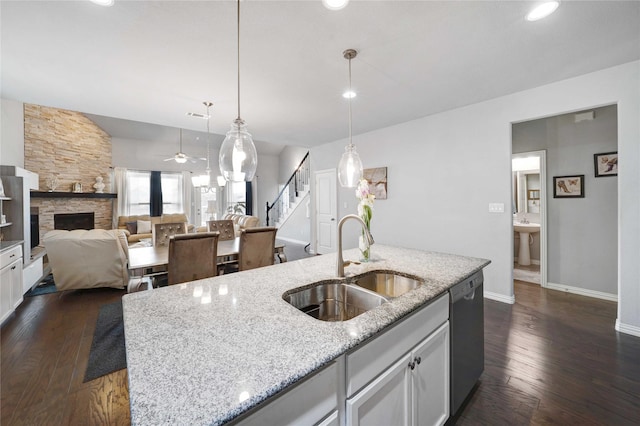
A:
[{"left": 31, "top": 191, "right": 117, "bottom": 199}]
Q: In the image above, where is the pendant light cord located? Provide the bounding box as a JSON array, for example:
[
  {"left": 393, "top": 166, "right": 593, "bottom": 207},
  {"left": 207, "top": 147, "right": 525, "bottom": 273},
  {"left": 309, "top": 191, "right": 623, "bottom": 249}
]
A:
[
  {"left": 348, "top": 55, "right": 353, "bottom": 148},
  {"left": 205, "top": 102, "right": 211, "bottom": 171},
  {"left": 236, "top": 0, "right": 241, "bottom": 121}
]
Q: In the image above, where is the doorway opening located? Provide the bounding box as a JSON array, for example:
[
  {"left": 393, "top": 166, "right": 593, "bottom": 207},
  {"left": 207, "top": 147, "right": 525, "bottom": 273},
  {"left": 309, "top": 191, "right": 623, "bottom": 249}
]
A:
[{"left": 511, "top": 151, "right": 547, "bottom": 287}]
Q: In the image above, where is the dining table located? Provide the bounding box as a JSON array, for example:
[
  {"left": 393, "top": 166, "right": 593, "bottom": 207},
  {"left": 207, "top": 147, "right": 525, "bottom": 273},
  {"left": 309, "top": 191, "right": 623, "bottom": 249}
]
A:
[{"left": 127, "top": 237, "right": 287, "bottom": 292}]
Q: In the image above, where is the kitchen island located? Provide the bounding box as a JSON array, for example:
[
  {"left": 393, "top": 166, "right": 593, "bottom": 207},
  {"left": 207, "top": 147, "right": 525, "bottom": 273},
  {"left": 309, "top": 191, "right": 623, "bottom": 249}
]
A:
[{"left": 123, "top": 244, "right": 490, "bottom": 425}]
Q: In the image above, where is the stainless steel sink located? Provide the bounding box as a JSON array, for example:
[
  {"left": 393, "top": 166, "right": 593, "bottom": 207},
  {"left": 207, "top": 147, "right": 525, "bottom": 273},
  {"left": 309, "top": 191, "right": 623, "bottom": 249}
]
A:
[
  {"left": 283, "top": 281, "right": 388, "bottom": 322},
  {"left": 351, "top": 271, "right": 424, "bottom": 298}
]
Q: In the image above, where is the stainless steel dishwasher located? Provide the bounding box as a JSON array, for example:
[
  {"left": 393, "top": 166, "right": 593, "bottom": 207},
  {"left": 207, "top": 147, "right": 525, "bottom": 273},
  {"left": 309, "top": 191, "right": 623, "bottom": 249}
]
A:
[{"left": 449, "top": 270, "right": 484, "bottom": 417}]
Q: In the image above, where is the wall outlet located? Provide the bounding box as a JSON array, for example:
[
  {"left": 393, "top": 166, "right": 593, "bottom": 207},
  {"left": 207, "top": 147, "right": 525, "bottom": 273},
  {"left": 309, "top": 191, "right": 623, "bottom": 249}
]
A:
[{"left": 489, "top": 203, "right": 505, "bottom": 213}]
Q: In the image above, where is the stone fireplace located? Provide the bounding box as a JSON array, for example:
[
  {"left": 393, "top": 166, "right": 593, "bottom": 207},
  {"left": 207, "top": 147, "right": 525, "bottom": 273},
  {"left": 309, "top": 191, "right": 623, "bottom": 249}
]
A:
[{"left": 23, "top": 103, "right": 114, "bottom": 243}]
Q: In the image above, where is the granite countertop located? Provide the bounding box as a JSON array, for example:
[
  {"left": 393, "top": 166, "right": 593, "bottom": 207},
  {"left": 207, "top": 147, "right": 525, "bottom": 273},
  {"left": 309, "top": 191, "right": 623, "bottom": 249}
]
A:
[
  {"left": 0, "top": 240, "right": 23, "bottom": 253},
  {"left": 123, "top": 244, "right": 490, "bottom": 425}
]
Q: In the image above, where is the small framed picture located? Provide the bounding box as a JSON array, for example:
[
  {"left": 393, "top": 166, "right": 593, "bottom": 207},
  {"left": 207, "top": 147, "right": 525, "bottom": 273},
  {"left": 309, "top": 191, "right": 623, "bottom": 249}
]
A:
[
  {"left": 594, "top": 151, "right": 618, "bottom": 177},
  {"left": 553, "top": 175, "right": 584, "bottom": 198}
]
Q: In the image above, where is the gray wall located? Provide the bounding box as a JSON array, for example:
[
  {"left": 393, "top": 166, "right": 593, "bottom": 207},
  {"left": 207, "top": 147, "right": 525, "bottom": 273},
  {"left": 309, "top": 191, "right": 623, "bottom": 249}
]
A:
[{"left": 513, "top": 105, "right": 618, "bottom": 294}]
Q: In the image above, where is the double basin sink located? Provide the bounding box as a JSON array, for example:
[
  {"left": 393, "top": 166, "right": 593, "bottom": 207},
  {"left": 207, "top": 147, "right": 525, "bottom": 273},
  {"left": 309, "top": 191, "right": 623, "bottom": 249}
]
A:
[{"left": 283, "top": 271, "right": 424, "bottom": 322}]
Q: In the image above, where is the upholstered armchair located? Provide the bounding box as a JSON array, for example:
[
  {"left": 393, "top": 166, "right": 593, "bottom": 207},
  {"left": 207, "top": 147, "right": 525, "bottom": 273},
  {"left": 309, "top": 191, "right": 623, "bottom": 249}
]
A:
[{"left": 43, "top": 229, "right": 130, "bottom": 291}]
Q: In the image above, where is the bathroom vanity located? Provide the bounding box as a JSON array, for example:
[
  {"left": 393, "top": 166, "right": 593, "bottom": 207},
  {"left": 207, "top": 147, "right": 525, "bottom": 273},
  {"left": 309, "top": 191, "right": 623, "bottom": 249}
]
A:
[{"left": 122, "top": 245, "right": 489, "bottom": 425}]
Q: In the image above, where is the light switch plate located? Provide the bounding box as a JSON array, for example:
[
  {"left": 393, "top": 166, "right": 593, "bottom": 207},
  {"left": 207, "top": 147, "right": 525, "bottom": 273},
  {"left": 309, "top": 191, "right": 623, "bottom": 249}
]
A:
[{"left": 489, "top": 203, "right": 505, "bottom": 213}]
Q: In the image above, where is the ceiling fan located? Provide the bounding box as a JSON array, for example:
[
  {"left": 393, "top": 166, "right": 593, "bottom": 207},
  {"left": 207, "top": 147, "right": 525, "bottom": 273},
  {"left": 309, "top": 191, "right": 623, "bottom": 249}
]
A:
[{"left": 163, "top": 129, "right": 205, "bottom": 164}]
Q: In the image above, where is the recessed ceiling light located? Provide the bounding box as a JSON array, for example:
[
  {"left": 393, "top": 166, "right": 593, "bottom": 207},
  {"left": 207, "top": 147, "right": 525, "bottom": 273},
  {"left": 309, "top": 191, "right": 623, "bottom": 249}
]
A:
[
  {"left": 526, "top": 1, "right": 560, "bottom": 21},
  {"left": 342, "top": 90, "right": 356, "bottom": 99},
  {"left": 89, "top": 0, "right": 115, "bottom": 6},
  {"left": 322, "top": 0, "right": 349, "bottom": 11}
]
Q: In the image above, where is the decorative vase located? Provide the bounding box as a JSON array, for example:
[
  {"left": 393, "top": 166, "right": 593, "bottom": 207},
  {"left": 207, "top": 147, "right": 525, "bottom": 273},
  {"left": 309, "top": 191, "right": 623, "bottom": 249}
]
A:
[{"left": 359, "top": 224, "right": 371, "bottom": 262}]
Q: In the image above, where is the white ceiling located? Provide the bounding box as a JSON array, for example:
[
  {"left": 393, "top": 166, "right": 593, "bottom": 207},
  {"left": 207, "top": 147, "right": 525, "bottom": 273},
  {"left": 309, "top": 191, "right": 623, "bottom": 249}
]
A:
[{"left": 2, "top": 0, "right": 639, "bottom": 155}]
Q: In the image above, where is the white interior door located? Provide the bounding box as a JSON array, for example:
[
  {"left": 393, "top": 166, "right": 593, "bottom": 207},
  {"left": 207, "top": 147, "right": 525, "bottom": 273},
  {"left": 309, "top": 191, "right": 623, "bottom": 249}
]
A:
[{"left": 315, "top": 169, "right": 337, "bottom": 254}]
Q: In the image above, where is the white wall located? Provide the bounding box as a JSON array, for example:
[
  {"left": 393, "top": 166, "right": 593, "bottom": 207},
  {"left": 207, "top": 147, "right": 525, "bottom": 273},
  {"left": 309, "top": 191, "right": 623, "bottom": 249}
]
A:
[
  {"left": 0, "top": 99, "right": 25, "bottom": 167},
  {"left": 278, "top": 145, "right": 308, "bottom": 185},
  {"left": 276, "top": 192, "right": 311, "bottom": 244},
  {"left": 310, "top": 61, "right": 640, "bottom": 335},
  {"left": 255, "top": 154, "right": 279, "bottom": 226}
]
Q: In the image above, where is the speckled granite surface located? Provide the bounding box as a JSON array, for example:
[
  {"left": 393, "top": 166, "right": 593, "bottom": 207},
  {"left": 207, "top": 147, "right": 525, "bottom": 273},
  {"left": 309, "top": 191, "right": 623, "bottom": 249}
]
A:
[
  {"left": 123, "top": 244, "right": 490, "bottom": 425},
  {"left": 0, "top": 240, "right": 23, "bottom": 253}
]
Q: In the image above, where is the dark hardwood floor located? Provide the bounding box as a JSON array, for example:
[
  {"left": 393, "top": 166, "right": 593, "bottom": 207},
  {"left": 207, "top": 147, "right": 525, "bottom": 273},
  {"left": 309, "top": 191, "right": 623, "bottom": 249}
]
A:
[
  {"left": 2, "top": 280, "right": 639, "bottom": 425},
  {"left": 1, "top": 287, "right": 129, "bottom": 425}
]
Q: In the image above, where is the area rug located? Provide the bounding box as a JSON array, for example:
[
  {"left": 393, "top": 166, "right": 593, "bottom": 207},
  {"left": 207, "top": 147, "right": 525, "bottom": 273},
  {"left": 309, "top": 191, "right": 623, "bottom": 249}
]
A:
[
  {"left": 25, "top": 274, "right": 57, "bottom": 297},
  {"left": 514, "top": 268, "right": 541, "bottom": 284},
  {"left": 84, "top": 300, "right": 127, "bottom": 382}
]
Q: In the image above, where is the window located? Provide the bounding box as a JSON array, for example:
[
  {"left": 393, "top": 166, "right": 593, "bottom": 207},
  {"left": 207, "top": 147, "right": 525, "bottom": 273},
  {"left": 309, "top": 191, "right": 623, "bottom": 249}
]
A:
[
  {"left": 161, "top": 173, "right": 184, "bottom": 214},
  {"left": 125, "top": 170, "right": 184, "bottom": 216},
  {"left": 226, "top": 181, "right": 246, "bottom": 214}
]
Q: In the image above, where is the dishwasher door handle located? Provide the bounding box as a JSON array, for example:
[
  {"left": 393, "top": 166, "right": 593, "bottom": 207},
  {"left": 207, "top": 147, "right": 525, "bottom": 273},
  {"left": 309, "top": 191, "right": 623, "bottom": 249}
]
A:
[{"left": 463, "top": 288, "right": 476, "bottom": 301}]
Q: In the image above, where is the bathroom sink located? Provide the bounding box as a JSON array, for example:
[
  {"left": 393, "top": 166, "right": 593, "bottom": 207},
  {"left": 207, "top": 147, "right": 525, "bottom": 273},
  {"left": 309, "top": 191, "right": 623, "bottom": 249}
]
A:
[
  {"left": 513, "top": 222, "right": 540, "bottom": 233},
  {"left": 351, "top": 271, "right": 424, "bottom": 298},
  {"left": 283, "top": 281, "right": 388, "bottom": 322}
]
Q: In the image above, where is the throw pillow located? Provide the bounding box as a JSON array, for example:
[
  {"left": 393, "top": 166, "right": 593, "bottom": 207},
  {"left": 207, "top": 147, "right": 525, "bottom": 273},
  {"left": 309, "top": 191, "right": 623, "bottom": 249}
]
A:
[
  {"left": 125, "top": 221, "right": 138, "bottom": 235},
  {"left": 137, "top": 220, "right": 152, "bottom": 234}
]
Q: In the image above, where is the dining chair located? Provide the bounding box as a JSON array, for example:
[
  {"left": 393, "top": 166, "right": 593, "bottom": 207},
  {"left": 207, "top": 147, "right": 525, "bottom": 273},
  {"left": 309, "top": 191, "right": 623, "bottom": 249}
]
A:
[
  {"left": 237, "top": 226, "right": 277, "bottom": 272},
  {"left": 167, "top": 232, "right": 220, "bottom": 285},
  {"left": 207, "top": 220, "right": 235, "bottom": 241},
  {"left": 152, "top": 222, "right": 187, "bottom": 247}
]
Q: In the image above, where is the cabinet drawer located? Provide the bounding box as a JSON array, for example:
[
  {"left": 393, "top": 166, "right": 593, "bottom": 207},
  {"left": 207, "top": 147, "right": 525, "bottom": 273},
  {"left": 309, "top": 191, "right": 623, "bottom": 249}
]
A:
[
  {"left": 346, "top": 292, "right": 449, "bottom": 397},
  {"left": 0, "top": 245, "right": 22, "bottom": 269},
  {"left": 234, "top": 361, "right": 339, "bottom": 426},
  {"left": 23, "top": 257, "right": 43, "bottom": 293}
]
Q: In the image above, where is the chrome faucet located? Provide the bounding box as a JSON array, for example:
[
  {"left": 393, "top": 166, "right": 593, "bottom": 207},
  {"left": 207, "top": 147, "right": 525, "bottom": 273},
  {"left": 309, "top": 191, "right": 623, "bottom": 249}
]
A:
[{"left": 337, "top": 214, "right": 375, "bottom": 277}]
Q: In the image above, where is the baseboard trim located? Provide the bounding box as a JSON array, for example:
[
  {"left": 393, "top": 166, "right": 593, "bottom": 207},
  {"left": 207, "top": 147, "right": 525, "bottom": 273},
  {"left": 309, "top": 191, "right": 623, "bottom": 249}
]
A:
[
  {"left": 276, "top": 236, "right": 310, "bottom": 246},
  {"left": 615, "top": 320, "right": 640, "bottom": 337},
  {"left": 514, "top": 258, "right": 540, "bottom": 266},
  {"left": 546, "top": 282, "right": 618, "bottom": 302},
  {"left": 484, "top": 291, "right": 515, "bottom": 304}
]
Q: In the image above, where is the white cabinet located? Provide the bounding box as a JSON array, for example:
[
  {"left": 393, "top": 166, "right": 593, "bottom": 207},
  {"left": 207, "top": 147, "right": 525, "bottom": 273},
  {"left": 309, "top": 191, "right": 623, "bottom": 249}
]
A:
[
  {"left": 234, "top": 361, "right": 340, "bottom": 426},
  {"left": 411, "top": 323, "right": 449, "bottom": 426},
  {"left": 0, "top": 245, "right": 23, "bottom": 323},
  {"left": 346, "top": 294, "right": 450, "bottom": 426}
]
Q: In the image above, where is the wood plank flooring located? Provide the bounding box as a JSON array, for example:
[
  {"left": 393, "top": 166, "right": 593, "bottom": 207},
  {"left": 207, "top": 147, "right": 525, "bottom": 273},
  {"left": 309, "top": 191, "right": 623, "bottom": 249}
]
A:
[{"left": 2, "top": 280, "right": 639, "bottom": 425}]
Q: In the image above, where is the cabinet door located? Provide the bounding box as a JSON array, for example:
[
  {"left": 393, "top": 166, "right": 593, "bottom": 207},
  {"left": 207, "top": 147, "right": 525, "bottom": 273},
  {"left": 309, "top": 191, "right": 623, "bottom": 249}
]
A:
[
  {"left": 347, "top": 352, "right": 412, "bottom": 426},
  {"left": 0, "top": 262, "right": 14, "bottom": 322},
  {"left": 411, "top": 322, "right": 450, "bottom": 426},
  {"left": 10, "top": 257, "right": 23, "bottom": 309}
]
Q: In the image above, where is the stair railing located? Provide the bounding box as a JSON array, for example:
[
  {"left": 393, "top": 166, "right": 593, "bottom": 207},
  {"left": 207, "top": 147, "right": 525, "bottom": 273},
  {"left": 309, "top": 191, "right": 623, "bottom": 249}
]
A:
[{"left": 266, "top": 151, "right": 310, "bottom": 226}]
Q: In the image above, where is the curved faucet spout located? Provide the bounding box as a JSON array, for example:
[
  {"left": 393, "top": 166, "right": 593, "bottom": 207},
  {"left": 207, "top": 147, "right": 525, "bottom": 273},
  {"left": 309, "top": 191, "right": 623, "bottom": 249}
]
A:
[{"left": 337, "top": 214, "right": 375, "bottom": 277}]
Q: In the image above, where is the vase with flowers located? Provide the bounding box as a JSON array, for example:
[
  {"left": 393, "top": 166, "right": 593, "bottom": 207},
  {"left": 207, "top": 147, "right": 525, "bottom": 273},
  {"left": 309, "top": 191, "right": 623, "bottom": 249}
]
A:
[{"left": 356, "top": 178, "right": 375, "bottom": 262}]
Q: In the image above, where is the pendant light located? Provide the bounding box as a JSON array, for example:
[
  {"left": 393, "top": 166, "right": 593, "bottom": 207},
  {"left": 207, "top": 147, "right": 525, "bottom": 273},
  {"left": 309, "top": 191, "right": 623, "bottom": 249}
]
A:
[
  {"left": 219, "top": 0, "right": 258, "bottom": 182},
  {"left": 338, "top": 48, "right": 363, "bottom": 188},
  {"left": 192, "top": 102, "right": 215, "bottom": 190}
]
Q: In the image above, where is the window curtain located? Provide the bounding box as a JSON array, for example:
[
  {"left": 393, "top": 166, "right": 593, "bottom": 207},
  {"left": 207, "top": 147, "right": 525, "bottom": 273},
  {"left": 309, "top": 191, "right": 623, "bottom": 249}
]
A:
[
  {"left": 245, "top": 181, "right": 253, "bottom": 215},
  {"left": 150, "top": 171, "right": 163, "bottom": 216},
  {"left": 113, "top": 167, "right": 128, "bottom": 228},
  {"left": 182, "top": 171, "right": 193, "bottom": 223}
]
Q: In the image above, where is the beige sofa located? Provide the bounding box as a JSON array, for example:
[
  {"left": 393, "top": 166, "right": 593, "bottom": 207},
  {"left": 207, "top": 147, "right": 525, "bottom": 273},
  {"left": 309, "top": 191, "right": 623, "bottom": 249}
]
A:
[
  {"left": 197, "top": 214, "right": 259, "bottom": 236},
  {"left": 116, "top": 213, "right": 195, "bottom": 243},
  {"left": 43, "top": 229, "right": 129, "bottom": 291}
]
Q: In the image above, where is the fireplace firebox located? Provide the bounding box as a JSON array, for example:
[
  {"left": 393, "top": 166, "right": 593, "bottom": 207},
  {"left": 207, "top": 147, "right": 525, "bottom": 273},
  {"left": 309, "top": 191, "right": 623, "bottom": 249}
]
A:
[{"left": 54, "top": 212, "right": 95, "bottom": 231}]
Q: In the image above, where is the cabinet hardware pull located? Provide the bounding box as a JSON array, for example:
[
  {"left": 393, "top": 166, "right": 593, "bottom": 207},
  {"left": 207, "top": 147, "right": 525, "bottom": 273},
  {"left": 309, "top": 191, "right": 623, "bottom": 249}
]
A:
[
  {"left": 10, "top": 254, "right": 15, "bottom": 258},
  {"left": 11, "top": 266, "right": 16, "bottom": 270},
  {"left": 415, "top": 356, "right": 421, "bottom": 365},
  {"left": 408, "top": 361, "right": 416, "bottom": 370}
]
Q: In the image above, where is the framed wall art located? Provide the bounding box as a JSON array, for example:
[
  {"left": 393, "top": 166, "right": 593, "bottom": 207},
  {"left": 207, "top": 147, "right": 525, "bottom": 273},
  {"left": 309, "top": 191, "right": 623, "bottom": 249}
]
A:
[
  {"left": 363, "top": 167, "right": 387, "bottom": 200},
  {"left": 594, "top": 151, "right": 618, "bottom": 177},
  {"left": 553, "top": 175, "right": 584, "bottom": 198}
]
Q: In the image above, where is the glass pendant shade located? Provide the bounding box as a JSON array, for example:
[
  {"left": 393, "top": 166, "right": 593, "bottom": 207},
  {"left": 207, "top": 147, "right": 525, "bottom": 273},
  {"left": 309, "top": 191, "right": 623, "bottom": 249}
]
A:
[
  {"left": 219, "top": 118, "right": 257, "bottom": 182},
  {"left": 338, "top": 144, "right": 363, "bottom": 188}
]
